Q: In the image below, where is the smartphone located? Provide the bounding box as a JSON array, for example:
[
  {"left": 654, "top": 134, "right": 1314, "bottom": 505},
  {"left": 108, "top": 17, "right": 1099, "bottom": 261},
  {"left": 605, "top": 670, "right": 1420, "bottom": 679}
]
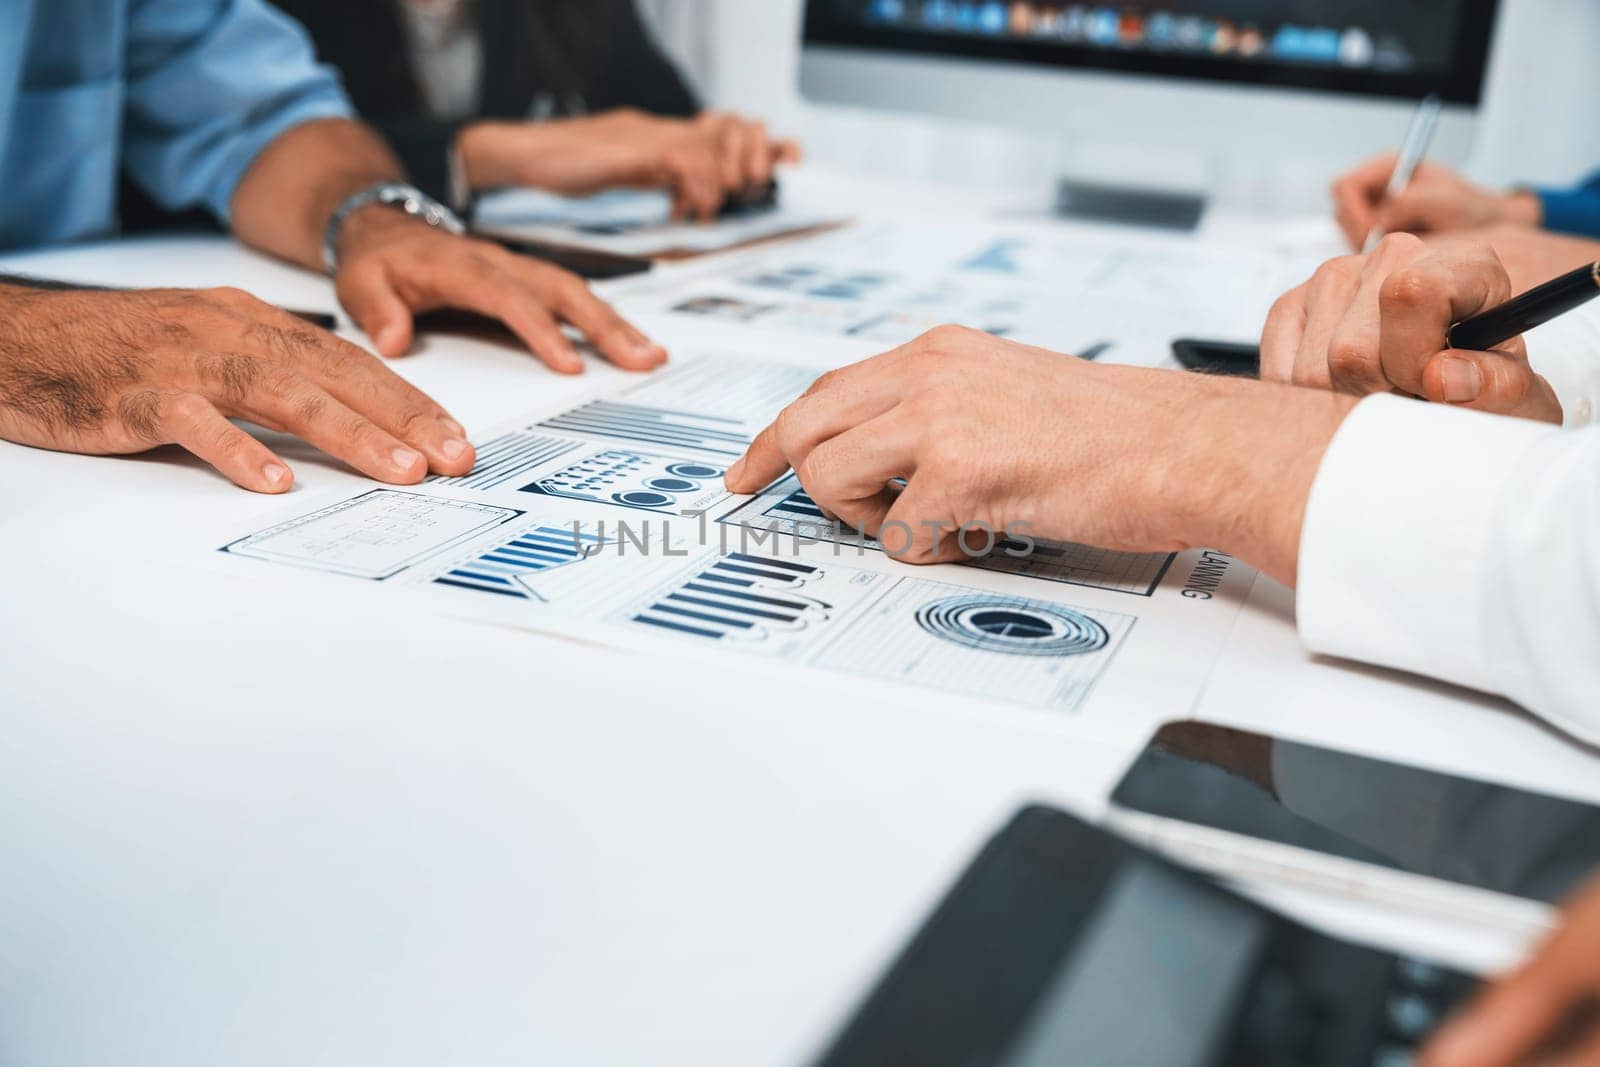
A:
[
  {"left": 815, "top": 805, "right": 1475, "bottom": 1067},
  {"left": 1172, "top": 338, "right": 1260, "bottom": 377},
  {"left": 1107, "top": 722, "right": 1600, "bottom": 937}
]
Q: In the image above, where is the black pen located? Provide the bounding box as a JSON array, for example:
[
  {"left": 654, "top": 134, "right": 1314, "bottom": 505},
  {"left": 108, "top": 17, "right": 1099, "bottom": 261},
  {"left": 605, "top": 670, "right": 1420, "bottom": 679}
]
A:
[
  {"left": 1447, "top": 260, "right": 1600, "bottom": 351},
  {"left": 284, "top": 308, "right": 338, "bottom": 330}
]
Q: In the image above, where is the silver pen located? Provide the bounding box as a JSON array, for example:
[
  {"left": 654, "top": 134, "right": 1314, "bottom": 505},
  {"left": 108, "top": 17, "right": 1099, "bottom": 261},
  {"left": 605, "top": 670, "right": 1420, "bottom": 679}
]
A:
[{"left": 1363, "top": 93, "right": 1443, "bottom": 252}]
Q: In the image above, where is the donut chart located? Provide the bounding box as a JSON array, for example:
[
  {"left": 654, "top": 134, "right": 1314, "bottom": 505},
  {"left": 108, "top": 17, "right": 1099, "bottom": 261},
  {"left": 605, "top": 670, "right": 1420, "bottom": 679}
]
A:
[{"left": 915, "top": 596, "right": 1109, "bottom": 658}]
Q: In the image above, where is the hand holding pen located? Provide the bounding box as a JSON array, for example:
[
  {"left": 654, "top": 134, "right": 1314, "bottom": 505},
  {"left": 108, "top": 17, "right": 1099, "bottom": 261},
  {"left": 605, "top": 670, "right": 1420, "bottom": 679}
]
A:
[
  {"left": 1332, "top": 95, "right": 1544, "bottom": 250},
  {"left": 1262, "top": 232, "right": 1566, "bottom": 424},
  {"left": 1360, "top": 95, "right": 1441, "bottom": 252}
]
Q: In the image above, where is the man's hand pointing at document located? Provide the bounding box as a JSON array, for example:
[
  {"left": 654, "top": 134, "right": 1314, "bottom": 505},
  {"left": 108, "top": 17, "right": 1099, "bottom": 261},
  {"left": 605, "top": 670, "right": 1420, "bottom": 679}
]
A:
[{"left": 724, "top": 326, "right": 1354, "bottom": 587}]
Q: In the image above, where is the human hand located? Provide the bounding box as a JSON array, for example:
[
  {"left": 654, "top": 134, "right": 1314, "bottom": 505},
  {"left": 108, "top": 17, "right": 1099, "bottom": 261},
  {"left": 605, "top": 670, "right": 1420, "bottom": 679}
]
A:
[
  {"left": 1421, "top": 874, "right": 1600, "bottom": 1067},
  {"left": 1332, "top": 153, "right": 1541, "bottom": 250},
  {"left": 1261, "top": 234, "right": 1562, "bottom": 423},
  {"left": 457, "top": 108, "right": 801, "bottom": 221},
  {"left": 724, "top": 326, "right": 1354, "bottom": 586},
  {"left": 1455, "top": 224, "right": 1600, "bottom": 292},
  {"left": 0, "top": 284, "right": 476, "bottom": 493},
  {"left": 332, "top": 207, "right": 666, "bottom": 373}
]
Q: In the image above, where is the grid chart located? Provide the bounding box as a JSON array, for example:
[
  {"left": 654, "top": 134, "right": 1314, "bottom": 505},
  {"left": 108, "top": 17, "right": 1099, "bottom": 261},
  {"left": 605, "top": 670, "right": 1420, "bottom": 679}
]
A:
[
  {"left": 632, "top": 553, "right": 833, "bottom": 641},
  {"left": 434, "top": 524, "right": 603, "bottom": 598},
  {"left": 221, "top": 490, "right": 520, "bottom": 580},
  {"left": 433, "top": 432, "right": 580, "bottom": 491},
  {"left": 723, "top": 479, "right": 1175, "bottom": 596}
]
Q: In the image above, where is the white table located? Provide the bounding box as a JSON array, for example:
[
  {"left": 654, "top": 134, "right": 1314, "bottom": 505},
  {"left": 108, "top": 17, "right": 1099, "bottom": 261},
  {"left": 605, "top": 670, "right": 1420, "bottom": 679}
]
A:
[{"left": 3, "top": 174, "right": 1597, "bottom": 1067}]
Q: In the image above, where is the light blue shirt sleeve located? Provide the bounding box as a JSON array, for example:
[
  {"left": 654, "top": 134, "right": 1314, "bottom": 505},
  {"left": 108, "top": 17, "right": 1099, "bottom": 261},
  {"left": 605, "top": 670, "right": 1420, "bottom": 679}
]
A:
[{"left": 121, "top": 0, "right": 352, "bottom": 222}]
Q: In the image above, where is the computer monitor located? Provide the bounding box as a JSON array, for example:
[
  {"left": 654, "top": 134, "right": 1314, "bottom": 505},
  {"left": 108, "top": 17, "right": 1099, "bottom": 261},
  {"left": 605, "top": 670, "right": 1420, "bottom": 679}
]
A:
[{"left": 800, "top": 2, "right": 1503, "bottom": 219}]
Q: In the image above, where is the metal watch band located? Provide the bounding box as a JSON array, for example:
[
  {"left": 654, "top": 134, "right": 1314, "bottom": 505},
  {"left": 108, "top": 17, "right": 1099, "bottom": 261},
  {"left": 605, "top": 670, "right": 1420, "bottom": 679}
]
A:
[{"left": 322, "top": 181, "right": 466, "bottom": 275}]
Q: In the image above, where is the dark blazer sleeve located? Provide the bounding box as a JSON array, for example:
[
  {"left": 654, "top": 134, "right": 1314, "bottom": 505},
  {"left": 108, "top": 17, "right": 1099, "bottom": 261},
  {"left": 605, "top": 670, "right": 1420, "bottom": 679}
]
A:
[
  {"left": 477, "top": 0, "right": 702, "bottom": 121},
  {"left": 370, "top": 117, "right": 467, "bottom": 205},
  {"left": 272, "top": 0, "right": 704, "bottom": 203},
  {"left": 269, "top": 0, "right": 463, "bottom": 203},
  {"left": 588, "top": 0, "right": 702, "bottom": 118}
]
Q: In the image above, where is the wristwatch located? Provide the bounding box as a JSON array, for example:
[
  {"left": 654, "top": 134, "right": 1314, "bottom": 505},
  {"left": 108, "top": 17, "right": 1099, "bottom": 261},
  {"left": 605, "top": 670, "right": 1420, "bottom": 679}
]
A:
[{"left": 322, "top": 181, "right": 466, "bottom": 275}]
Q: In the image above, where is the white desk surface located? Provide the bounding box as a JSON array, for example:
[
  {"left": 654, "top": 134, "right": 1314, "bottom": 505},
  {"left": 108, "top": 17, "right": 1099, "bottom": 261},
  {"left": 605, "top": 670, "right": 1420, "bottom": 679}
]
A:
[{"left": 3, "top": 169, "right": 1598, "bottom": 1067}]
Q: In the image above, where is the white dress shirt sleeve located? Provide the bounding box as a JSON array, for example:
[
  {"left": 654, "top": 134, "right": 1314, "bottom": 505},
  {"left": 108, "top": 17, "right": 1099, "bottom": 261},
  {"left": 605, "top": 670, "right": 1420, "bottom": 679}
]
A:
[
  {"left": 1525, "top": 300, "right": 1600, "bottom": 429},
  {"left": 1297, "top": 394, "right": 1600, "bottom": 745}
]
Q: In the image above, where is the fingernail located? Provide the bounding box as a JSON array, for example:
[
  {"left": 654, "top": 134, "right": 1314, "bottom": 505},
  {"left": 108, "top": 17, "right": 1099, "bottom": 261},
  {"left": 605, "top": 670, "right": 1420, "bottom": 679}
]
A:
[
  {"left": 377, "top": 325, "right": 406, "bottom": 353},
  {"left": 440, "top": 417, "right": 466, "bottom": 437},
  {"left": 1440, "top": 357, "right": 1482, "bottom": 402},
  {"left": 725, "top": 457, "right": 746, "bottom": 485},
  {"left": 440, "top": 438, "right": 468, "bottom": 462},
  {"left": 392, "top": 447, "right": 423, "bottom": 471},
  {"left": 262, "top": 462, "right": 290, "bottom": 488}
]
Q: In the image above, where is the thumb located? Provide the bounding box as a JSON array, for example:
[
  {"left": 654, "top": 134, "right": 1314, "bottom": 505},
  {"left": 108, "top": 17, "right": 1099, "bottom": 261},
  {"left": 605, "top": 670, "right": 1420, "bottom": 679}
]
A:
[
  {"left": 1421, "top": 348, "right": 1563, "bottom": 423},
  {"left": 337, "top": 265, "right": 415, "bottom": 358}
]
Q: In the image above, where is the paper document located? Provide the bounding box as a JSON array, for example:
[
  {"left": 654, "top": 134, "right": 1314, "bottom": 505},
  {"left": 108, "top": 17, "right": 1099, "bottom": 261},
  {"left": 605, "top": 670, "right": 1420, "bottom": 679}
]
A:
[
  {"left": 618, "top": 221, "right": 1299, "bottom": 366},
  {"left": 473, "top": 187, "right": 842, "bottom": 258},
  {"left": 215, "top": 353, "right": 1256, "bottom": 732}
]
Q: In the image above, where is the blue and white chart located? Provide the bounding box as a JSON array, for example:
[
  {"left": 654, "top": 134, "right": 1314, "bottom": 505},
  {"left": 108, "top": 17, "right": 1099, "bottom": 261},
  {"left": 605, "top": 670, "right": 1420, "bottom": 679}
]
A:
[
  {"left": 719, "top": 475, "right": 1175, "bottom": 596},
  {"left": 611, "top": 552, "right": 1134, "bottom": 712},
  {"left": 621, "top": 220, "right": 1292, "bottom": 365},
  {"left": 537, "top": 357, "right": 817, "bottom": 459},
  {"left": 213, "top": 351, "right": 1259, "bottom": 726},
  {"left": 472, "top": 186, "right": 841, "bottom": 258}
]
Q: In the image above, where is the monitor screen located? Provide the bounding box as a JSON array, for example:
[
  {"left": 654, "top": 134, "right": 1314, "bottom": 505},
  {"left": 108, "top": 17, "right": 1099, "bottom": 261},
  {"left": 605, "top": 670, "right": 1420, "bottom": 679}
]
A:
[{"left": 803, "top": 1, "right": 1501, "bottom": 104}]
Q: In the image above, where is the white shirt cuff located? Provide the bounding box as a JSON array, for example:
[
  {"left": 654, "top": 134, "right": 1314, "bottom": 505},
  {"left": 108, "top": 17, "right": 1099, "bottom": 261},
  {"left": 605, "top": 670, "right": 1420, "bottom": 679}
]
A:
[
  {"left": 1296, "top": 395, "right": 1558, "bottom": 694},
  {"left": 1524, "top": 303, "right": 1600, "bottom": 429}
]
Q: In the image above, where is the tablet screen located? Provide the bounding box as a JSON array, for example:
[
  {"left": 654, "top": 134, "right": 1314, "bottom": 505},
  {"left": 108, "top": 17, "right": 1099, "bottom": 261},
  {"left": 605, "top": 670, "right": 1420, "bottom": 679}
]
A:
[{"left": 1111, "top": 722, "right": 1600, "bottom": 903}]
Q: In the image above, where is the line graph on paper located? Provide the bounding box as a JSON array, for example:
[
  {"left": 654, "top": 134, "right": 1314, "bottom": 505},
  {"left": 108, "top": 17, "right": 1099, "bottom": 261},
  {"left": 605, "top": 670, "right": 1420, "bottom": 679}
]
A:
[{"left": 720, "top": 477, "right": 1174, "bottom": 596}]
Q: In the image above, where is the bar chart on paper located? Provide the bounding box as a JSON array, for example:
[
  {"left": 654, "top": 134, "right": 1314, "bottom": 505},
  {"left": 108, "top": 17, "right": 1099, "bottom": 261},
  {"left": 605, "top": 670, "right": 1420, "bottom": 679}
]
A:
[
  {"left": 433, "top": 524, "right": 604, "bottom": 598},
  {"left": 720, "top": 478, "right": 1175, "bottom": 596},
  {"left": 433, "top": 432, "right": 581, "bottom": 492},
  {"left": 624, "top": 552, "right": 891, "bottom": 657},
  {"left": 632, "top": 555, "right": 834, "bottom": 641},
  {"left": 538, "top": 358, "right": 820, "bottom": 458},
  {"left": 541, "top": 400, "right": 754, "bottom": 458}
]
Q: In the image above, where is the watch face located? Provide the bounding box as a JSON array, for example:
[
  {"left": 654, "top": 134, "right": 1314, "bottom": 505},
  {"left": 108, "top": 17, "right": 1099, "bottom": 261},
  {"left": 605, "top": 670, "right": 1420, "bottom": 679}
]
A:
[{"left": 377, "top": 185, "right": 462, "bottom": 234}]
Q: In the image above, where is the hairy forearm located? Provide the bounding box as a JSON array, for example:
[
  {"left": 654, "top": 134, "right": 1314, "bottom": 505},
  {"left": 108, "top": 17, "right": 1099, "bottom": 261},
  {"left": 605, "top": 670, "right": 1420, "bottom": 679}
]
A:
[{"left": 229, "top": 118, "right": 405, "bottom": 272}]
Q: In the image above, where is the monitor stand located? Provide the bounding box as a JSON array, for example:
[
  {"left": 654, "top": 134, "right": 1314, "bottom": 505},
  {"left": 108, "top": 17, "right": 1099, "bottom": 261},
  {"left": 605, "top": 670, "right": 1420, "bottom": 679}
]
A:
[{"left": 1053, "top": 178, "right": 1206, "bottom": 232}]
